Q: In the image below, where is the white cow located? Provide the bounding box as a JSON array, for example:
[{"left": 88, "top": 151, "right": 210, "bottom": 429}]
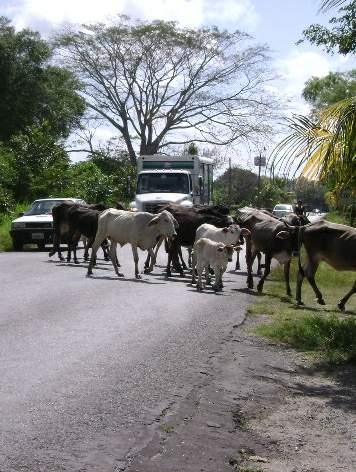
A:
[
  {"left": 195, "top": 223, "right": 250, "bottom": 246},
  {"left": 87, "top": 209, "right": 177, "bottom": 279},
  {"left": 191, "top": 237, "right": 234, "bottom": 292}
]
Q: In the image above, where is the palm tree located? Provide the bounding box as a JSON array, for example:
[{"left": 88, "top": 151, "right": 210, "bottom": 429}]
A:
[{"left": 271, "top": 97, "right": 356, "bottom": 201}]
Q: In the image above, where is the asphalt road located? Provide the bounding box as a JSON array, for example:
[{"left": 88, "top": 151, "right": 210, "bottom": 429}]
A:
[{"left": 0, "top": 245, "right": 252, "bottom": 472}]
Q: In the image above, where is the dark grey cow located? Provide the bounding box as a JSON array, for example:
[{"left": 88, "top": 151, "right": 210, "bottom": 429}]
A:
[{"left": 237, "top": 209, "right": 299, "bottom": 295}]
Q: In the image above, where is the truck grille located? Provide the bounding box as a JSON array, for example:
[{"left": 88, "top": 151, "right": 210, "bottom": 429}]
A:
[
  {"left": 143, "top": 202, "right": 168, "bottom": 214},
  {"left": 25, "top": 222, "right": 52, "bottom": 229}
]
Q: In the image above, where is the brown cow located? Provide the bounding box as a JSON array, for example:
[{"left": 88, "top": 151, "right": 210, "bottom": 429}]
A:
[
  {"left": 296, "top": 219, "right": 356, "bottom": 311},
  {"left": 236, "top": 209, "right": 299, "bottom": 296}
]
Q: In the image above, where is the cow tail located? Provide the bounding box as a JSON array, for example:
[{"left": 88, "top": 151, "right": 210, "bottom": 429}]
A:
[{"left": 297, "top": 226, "right": 305, "bottom": 277}]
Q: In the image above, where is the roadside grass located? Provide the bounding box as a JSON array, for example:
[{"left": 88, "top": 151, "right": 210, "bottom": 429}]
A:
[
  {"left": 0, "top": 203, "right": 29, "bottom": 252},
  {"left": 249, "top": 260, "right": 356, "bottom": 365},
  {"left": 324, "top": 210, "right": 350, "bottom": 225}
]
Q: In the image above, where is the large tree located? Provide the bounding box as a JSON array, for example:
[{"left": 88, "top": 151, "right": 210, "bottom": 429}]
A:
[
  {"left": 303, "top": 70, "right": 356, "bottom": 114},
  {"left": 300, "top": 0, "right": 356, "bottom": 55},
  {"left": 0, "top": 17, "right": 85, "bottom": 142},
  {"left": 55, "top": 18, "right": 277, "bottom": 165}
]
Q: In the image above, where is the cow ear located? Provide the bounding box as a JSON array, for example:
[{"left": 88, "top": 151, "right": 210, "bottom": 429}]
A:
[
  {"left": 217, "top": 246, "right": 224, "bottom": 252},
  {"left": 241, "top": 228, "right": 251, "bottom": 237},
  {"left": 222, "top": 227, "right": 229, "bottom": 233},
  {"left": 148, "top": 216, "right": 159, "bottom": 226},
  {"left": 276, "top": 230, "right": 290, "bottom": 239}
]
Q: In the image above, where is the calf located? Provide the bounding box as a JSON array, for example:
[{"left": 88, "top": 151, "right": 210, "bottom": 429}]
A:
[
  {"left": 296, "top": 220, "right": 356, "bottom": 311},
  {"left": 159, "top": 204, "right": 233, "bottom": 277},
  {"left": 195, "top": 223, "right": 250, "bottom": 247},
  {"left": 191, "top": 238, "right": 234, "bottom": 291},
  {"left": 87, "top": 209, "right": 178, "bottom": 279}
]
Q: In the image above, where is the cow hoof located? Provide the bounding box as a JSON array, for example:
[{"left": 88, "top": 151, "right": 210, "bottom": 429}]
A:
[
  {"left": 48, "top": 251, "right": 55, "bottom": 257},
  {"left": 337, "top": 302, "right": 345, "bottom": 312},
  {"left": 317, "top": 298, "right": 326, "bottom": 306},
  {"left": 135, "top": 274, "right": 142, "bottom": 279},
  {"left": 59, "top": 256, "right": 65, "bottom": 262},
  {"left": 287, "top": 290, "right": 292, "bottom": 297},
  {"left": 197, "top": 285, "right": 203, "bottom": 291},
  {"left": 75, "top": 260, "right": 80, "bottom": 265},
  {"left": 117, "top": 272, "right": 124, "bottom": 278},
  {"left": 86, "top": 271, "right": 92, "bottom": 277}
]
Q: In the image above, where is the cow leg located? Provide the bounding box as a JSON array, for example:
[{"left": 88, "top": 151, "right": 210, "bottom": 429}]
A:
[
  {"left": 257, "top": 254, "right": 272, "bottom": 293},
  {"left": 101, "top": 239, "right": 110, "bottom": 261},
  {"left": 144, "top": 248, "right": 156, "bottom": 273},
  {"left": 196, "top": 263, "right": 204, "bottom": 291},
  {"left": 87, "top": 238, "right": 102, "bottom": 276},
  {"left": 205, "top": 265, "right": 212, "bottom": 286},
  {"left": 297, "top": 258, "right": 325, "bottom": 306},
  {"left": 284, "top": 259, "right": 292, "bottom": 296},
  {"left": 235, "top": 251, "right": 240, "bottom": 271},
  {"left": 178, "top": 246, "right": 188, "bottom": 271},
  {"left": 338, "top": 279, "right": 356, "bottom": 311},
  {"left": 191, "top": 251, "right": 197, "bottom": 285},
  {"left": 256, "top": 252, "right": 263, "bottom": 276},
  {"left": 212, "top": 267, "right": 222, "bottom": 292},
  {"left": 188, "top": 248, "right": 192, "bottom": 268},
  {"left": 245, "top": 239, "right": 255, "bottom": 289},
  {"left": 109, "top": 242, "right": 124, "bottom": 277},
  {"left": 131, "top": 245, "right": 141, "bottom": 279}
]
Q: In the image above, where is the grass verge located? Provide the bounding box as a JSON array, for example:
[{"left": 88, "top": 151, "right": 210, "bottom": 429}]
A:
[
  {"left": 0, "top": 203, "right": 29, "bottom": 252},
  {"left": 249, "top": 260, "right": 356, "bottom": 365}
]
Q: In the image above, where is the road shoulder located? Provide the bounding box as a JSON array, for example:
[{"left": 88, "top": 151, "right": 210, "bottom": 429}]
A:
[{"left": 126, "top": 315, "right": 356, "bottom": 472}]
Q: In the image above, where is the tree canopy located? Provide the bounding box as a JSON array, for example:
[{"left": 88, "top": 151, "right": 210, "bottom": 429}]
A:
[
  {"left": 303, "top": 70, "right": 356, "bottom": 114},
  {"left": 0, "top": 16, "right": 85, "bottom": 142},
  {"left": 300, "top": 0, "right": 356, "bottom": 55},
  {"left": 55, "top": 17, "right": 277, "bottom": 165}
]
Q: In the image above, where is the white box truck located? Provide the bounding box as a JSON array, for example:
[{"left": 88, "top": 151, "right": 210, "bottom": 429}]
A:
[{"left": 130, "top": 154, "right": 214, "bottom": 212}]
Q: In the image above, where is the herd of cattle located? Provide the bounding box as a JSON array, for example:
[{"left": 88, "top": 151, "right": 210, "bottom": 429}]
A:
[{"left": 48, "top": 201, "right": 356, "bottom": 311}]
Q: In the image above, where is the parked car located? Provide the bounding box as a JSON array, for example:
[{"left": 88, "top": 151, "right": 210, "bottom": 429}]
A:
[
  {"left": 272, "top": 203, "right": 294, "bottom": 218},
  {"left": 10, "top": 198, "right": 86, "bottom": 250}
]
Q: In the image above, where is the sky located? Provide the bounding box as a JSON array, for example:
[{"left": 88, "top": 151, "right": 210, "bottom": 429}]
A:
[{"left": 1, "top": 0, "right": 354, "bottom": 171}]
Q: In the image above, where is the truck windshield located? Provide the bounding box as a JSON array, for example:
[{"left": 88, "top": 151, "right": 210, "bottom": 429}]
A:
[{"left": 137, "top": 173, "right": 190, "bottom": 194}]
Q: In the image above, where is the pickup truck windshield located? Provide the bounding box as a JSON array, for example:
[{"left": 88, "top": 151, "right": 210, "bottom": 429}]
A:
[{"left": 137, "top": 173, "right": 189, "bottom": 194}]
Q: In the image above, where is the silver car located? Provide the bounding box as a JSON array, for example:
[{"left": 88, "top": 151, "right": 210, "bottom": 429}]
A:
[{"left": 272, "top": 204, "right": 294, "bottom": 219}]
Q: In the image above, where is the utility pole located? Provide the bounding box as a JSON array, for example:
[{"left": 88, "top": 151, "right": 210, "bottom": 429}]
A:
[
  {"left": 228, "top": 155, "right": 232, "bottom": 204},
  {"left": 254, "top": 148, "right": 266, "bottom": 209}
]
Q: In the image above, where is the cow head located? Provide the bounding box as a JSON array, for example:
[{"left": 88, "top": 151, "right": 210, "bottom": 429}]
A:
[
  {"left": 217, "top": 243, "right": 234, "bottom": 262},
  {"left": 149, "top": 210, "right": 178, "bottom": 238}
]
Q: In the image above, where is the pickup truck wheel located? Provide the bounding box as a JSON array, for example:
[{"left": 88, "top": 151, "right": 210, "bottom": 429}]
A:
[{"left": 13, "top": 240, "right": 23, "bottom": 251}]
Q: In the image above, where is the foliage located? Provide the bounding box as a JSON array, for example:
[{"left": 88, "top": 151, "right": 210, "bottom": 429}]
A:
[
  {"left": 214, "top": 166, "right": 258, "bottom": 206},
  {"left": 272, "top": 98, "right": 356, "bottom": 200},
  {"left": 55, "top": 17, "right": 277, "bottom": 164},
  {"left": 257, "top": 178, "right": 289, "bottom": 209},
  {"left": 0, "top": 17, "right": 85, "bottom": 142},
  {"left": 8, "top": 122, "right": 71, "bottom": 201},
  {"left": 299, "top": 0, "right": 356, "bottom": 55},
  {"left": 294, "top": 177, "right": 327, "bottom": 210},
  {"left": 89, "top": 151, "right": 137, "bottom": 204},
  {"left": 0, "top": 202, "right": 29, "bottom": 251},
  {"left": 63, "top": 161, "right": 115, "bottom": 204},
  {"left": 303, "top": 70, "right": 356, "bottom": 115}
]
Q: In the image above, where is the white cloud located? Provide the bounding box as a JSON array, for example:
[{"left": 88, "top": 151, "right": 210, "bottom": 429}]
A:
[{"left": 5, "top": 0, "right": 259, "bottom": 33}]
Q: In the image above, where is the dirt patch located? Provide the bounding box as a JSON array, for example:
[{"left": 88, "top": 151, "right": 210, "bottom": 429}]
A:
[{"left": 125, "top": 315, "right": 356, "bottom": 472}]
